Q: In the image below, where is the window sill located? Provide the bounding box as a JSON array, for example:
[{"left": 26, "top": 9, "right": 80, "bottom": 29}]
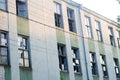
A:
[
  {"left": 69, "top": 31, "right": 77, "bottom": 35},
  {"left": 74, "top": 72, "right": 82, "bottom": 75},
  {"left": 103, "top": 76, "right": 109, "bottom": 78},
  {"left": 97, "top": 40, "right": 103, "bottom": 43},
  {"left": 17, "top": 15, "right": 28, "bottom": 20},
  {"left": 56, "top": 27, "right": 64, "bottom": 31},
  {"left": 0, "top": 64, "right": 10, "bottom": 67},
  {"left": 19, "top": 66, "right": 32, "bottom": 71},
  {"left": 87, "top": 37, "right": 94, "bottom": 39},
  {"left": 92, "top": 74, "right": 99, "bottom": 77},
  {"left": 60, "top": 70, "right": 69, "bottom": 73},
  {"left": 0, "top": 9, "right": 8, "bottom": 13}
]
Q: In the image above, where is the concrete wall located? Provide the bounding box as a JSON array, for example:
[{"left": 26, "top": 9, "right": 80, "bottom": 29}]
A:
[
  {"left": 80, "top": 7, "right": 120, "bottom": 80},
  {"left": 0, "top": 0, "right": 119, "bottom": 80}
]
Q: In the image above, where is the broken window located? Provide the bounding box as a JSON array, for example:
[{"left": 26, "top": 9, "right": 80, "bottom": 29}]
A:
[
  {"left": 0, "top": 31, "right": 8, "bottom": 65},
  {"left": 72, "top": 47, "right": 81, "bottom": 73},
  {"left": 100, "top": 55, "right": 108, "bottom": 77},
  {"left": 57, "top": 44, "right": 68, "bottom": 71},
  {"left": 113, "top": 58, "right": 120, "bottom": 78},
  {"left": 18, "top": 35, "right": 30, "bottom": 67},
  {"left": 89, "top": 52, "right": 98, "bottom": 75}
]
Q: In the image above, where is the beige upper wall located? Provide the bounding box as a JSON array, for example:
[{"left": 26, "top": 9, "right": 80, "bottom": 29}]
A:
[{"left": 80, "top": 7, "right": 120, "bottom": 46}]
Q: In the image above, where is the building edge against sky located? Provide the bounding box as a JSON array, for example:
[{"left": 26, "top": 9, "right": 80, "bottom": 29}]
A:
[{"left": 0, "top": 0, "right": 120, "bottom": 80}]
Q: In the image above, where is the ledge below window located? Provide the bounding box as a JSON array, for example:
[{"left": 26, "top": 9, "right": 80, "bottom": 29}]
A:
[{"left": 19, "top": 66, "right": 32, "bottom": 71}]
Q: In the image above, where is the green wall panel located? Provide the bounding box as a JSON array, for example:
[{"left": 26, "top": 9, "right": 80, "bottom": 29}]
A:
[
  {"left": 103, "top": 78, "right": 109, "bottom": 80},
  {"left": 93, "top": 76, "right": 99, "bottom": 80},
  {"left": 56, "top": 29, "right": 66, "bottom": 44},
  {"left": 98, "top": 42, "right": 105, "bottom": 54},
  {"left": 5, "top": 66, "right": 11, "bottom": 80},
  {"left": 17, "top": 17, "right": 29, "bottom": 36},
  {"left": 88, "top": 40, "right": 95, "bottom": 52},
  {"left": 20, "top": 68, "right": 32, "bottom": 80},
  {"left": 70, "top": 34, "right": 79, "bottom": 48},
  {"left": 75, "top": 74, "right": 83, "bottom": 80},
  {"left": 60, "top": 71, "right": 70, "bottom": 80},
  {"left": 112, "top": 47, "right": 118, "bottom": 58}
]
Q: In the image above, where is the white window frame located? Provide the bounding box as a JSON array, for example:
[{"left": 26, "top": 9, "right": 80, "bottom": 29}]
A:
[
  {"left": 100, "top": 55, "right": 108, "bottom": 77},
  {"left": 71, "top": 47, "right": 81, "bottom": 74},
  {"left": 89, "top": 52, "right": 98, "bottom": 75},
  {"left": 95, "top": 20, "right": 103, "bottom": 41},
  {"left": 18, "top": 35, "right": 30, "bottom": 68},
  {"left": 57, "top": 44, "right": 68, "bottom": 71},
  {"left": 85, "top": 16, "right": 93, "bottom": 38}
]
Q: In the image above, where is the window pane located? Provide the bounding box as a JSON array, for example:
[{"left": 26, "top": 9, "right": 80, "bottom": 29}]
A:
[
  {"left": 25, "top": 59, "right": 29, "bottom": 67},
  {"left": 0, "top": 47, "right": 7, "bottom": 56},
  {"left": 56, "top": 4, "right": 61, "bottom": 14},
  {"left": 24, "top": 51, "right": 28, "bottom": 58},
  {"left": 108, "top": 27, "right": 113, "bottom": 35},
  {"left": 18, "top": 36, "right": 22, "bottom": 48},
  {"left": 0, "top": 0, "right": 6, "bottom": 10},
  {"left": 89, "top": 54, "right": 93, "bottom": 62},
  {"left": 0, "top": 0, "right": 6, "bottom": 2},
  {"left": 23, "top": 38, "right": 27, "bottom": 49},
  {"left": 1, "top": 56, "right": 7, "bottom": 64},
  {"left": 95, "top": 21, "right": 100, "bottom": 30},
  {"left": 0, "top": 33, "right": 7, "bottom": 46},
  {"left": 100, "top": 55, "right": 105, "bottom": 64},
  {"left": 85, "top": 17, "right": 90, "bottom": 26},
  {"left": 19, "top": 58, "right": 23, "bottom": 66},
  {"left": 54, "top": 2, "right": 61, "bottom": 14},
  {"left": 18, "top": 50, "right": 24, "bottom": 58},
  {"left": 17, "top": 1, "right": 28, "bottom": 18}
]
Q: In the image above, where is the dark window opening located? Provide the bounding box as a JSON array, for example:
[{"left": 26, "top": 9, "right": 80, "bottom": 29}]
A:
[
  {"left": 67, "top": 8, "right": 76, "bottom": 32},
  {"left": 57, "top": 44, "right": 68, "bottom": 71},
  {"left": 16, "top": 0, "right": 28, "bottom": 18}
]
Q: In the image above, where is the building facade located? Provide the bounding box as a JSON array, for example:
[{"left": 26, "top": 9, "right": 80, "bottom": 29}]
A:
[{"left": 0, "top": 0, "right": 119, "bottom": 80}]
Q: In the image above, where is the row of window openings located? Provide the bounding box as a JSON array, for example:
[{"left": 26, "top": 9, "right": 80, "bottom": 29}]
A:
[
  {"left": 54, "top": 2, "right": 76, "bottom": 32},
  {"left": 1, "top": 31, "right": 119, "bottom": 78},
  {"left": 57, "top": 45, "right": 120, "bottom": 78},
  {"left": 0, "top": 32, "right": 30, "bottom": 68},
  {"left": 1, "top": 1, "right": 76, "bottom": 32},
  {"left": 90, "top": 52, "right": 120, "bottom": 78},
  {"left": 1, "top": 0, "right": 119, "bottom": 47},
  {"left": 0, "top": 0, "right": 28, "bottom": 18},
  {"left": 85, "top": 16, "right": 120, "bottom": 47},
  {"left": 57, "top": 44, "right": 81, "bottom": 73}
]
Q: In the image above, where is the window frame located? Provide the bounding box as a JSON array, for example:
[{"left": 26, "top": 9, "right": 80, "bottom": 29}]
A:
[
  {"left": 108, "top": 27, "right": 115, "bottom": 46},
  {"left": 71, "top": 47, "right": 81, "bottom": 74},
  {"left": 117, "top": 31, "right": 120, "bottom": 48},
  {"left": 16, "top": 0, "right": 28, "bottom": 18},
  {"left": 89, "top": 52, "right": 98, "bottom": 76},
  {"left": 100, "top": 54, "right": 108, "bottom": 77},
  {"left": 57, "top": 43, "right": 68, "bottom": 72},
  {"left": 0, "top": 0, "right": 7, "bottom": 11},
  {"left": 54, "top": 2, "right": 63, "bottom": 28},
  {"left": 85, "top": 16, "right": 93, "bottom": 38},
  {"left": 67, "top": 8, "right": 76, "bottom": 32},
  {"left": 18, "top": 35, "right": 31, "bottom": 68},
  {"left": 0, "top": 31, "right": 9, "bottom": 66},
  {"left": 113, "top": 58, "right": 120, "bottom": 78},
  {"left": 95, "top": 20, "right": 103, "bottom": 42}
]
